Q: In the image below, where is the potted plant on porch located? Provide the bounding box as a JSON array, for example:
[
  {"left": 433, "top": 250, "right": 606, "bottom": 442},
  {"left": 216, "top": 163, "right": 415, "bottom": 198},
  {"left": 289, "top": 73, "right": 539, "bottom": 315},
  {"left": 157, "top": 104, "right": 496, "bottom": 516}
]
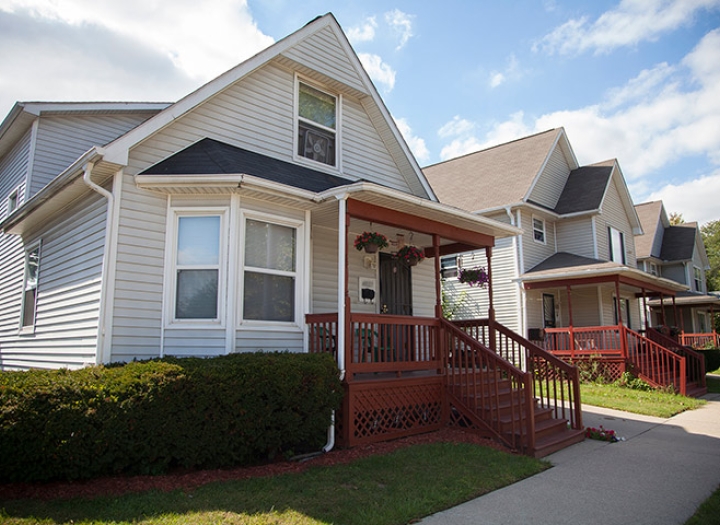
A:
[
  {"left": 395, "top": 245, "right": 425, "bottom": 266},
  {"left": 354, "top": 231, "right": 389, "bottom": 253},
  {"left": 458, "top": 266, "right": 489, "bottom": 287}
]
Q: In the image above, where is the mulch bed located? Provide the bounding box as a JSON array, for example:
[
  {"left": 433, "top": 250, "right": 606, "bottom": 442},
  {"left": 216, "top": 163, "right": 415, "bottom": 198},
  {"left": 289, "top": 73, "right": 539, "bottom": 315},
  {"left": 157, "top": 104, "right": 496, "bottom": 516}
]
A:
[{"left": 0, "top": 428, "right": 509, "bottom": 502}]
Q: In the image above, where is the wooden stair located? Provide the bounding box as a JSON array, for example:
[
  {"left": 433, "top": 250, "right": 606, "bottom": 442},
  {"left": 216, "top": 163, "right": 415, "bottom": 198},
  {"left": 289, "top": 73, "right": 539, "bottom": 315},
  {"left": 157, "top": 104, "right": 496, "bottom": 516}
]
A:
[{"left": 462, "top": 376, "right": 585, "bottom": 458}]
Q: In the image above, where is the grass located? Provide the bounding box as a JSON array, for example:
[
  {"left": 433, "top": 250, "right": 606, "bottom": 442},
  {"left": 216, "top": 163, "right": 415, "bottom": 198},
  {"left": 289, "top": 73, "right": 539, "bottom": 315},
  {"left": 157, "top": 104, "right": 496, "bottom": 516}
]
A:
[
  {"left": 707, "top": 375, "right": 720, "bottom": 394},
  {"left": 685, "top": 485, "right": 720, "bottom": 525},
  {"left": 0, "top": 441, "right": 548, "bottom": 525},
  {"left": 579, "top": 382, "right": 706, "bottom": 418}
]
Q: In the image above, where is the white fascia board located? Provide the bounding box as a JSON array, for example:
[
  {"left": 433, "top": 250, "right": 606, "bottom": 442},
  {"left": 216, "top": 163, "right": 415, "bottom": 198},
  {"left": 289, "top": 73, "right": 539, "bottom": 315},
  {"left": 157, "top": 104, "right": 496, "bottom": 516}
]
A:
[
  {"left": 520, "top": 266, "right": 689, "bottom": 292},
  {"left": 318, "top": 181, "right": 522, "bottom": 239}
]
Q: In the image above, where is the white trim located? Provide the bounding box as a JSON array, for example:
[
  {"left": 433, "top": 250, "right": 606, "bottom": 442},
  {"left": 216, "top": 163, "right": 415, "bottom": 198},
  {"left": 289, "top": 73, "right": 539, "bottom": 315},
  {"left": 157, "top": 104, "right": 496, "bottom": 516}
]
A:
[
  {"left": 592, "top": 216, "right": 598, "bottom": 259},
  {"left": 24, "top": 119, "right": 39, "bottom": 202},
  {"left": 237, "top": 209, "right": 305, "bottom": 329},
  {"left": 516, "top": 210, "right": 525, "bottom": 274},
  {"left": 303, "top": 209, "right": 312, "bottom": 351},
  {"left": 165, "top": 206, "right": 229, "bottom": 329},
  {"left": 225, "top": 194, "right": 241, "bottom": 354}
]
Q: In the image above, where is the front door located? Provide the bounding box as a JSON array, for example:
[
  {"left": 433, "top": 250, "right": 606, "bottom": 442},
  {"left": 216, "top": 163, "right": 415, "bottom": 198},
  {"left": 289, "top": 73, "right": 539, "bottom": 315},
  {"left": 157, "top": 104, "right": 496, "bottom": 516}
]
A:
[
  {"left": 379, "top": 253, "right": 412, "bottom": 315},
  {"left": 379, "top": 253, "right": 413, "bottom": 361},
  {"left": 543, "top": 294, "right": 556, "bottom": 328}
]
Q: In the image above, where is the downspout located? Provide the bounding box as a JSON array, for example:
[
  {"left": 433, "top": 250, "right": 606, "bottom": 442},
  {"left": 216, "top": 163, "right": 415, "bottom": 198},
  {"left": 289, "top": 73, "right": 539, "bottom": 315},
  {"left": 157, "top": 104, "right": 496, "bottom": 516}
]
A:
[{"left": 82, "top": 161, "right": 114, "bottom": 364}]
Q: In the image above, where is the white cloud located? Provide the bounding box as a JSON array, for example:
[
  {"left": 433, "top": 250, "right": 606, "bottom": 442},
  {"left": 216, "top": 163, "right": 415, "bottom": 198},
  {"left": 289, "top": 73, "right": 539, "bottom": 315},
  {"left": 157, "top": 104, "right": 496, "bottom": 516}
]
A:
[
  {"left": 488, "top": 54, "right": 521, "bottom": 89},
  {"left": 439, "top": 112, "right": 532, "bottom": 160},
  {"left": 347, "top": 16, "right": 377, "bottom": 45},
  {"left": 358, "top": 53, "right": 396, "bottom": 92},
  {"left": 438, "top": 116, "right": 476, "bottom": 138},
  {"left": 647, "top": 170, "right": 720, "bottom": 225},
  {"left": 385, "top": 9, "right": 414, "bottom": 50},
  {"left": 395, "top": 117, "right": 429, "bottom": 163},
  {"left": 535, "top": 0, "right": 720, "bottom": 55},
  {"left": 0, "top": 0, "right": 274, "bottom": 81}
]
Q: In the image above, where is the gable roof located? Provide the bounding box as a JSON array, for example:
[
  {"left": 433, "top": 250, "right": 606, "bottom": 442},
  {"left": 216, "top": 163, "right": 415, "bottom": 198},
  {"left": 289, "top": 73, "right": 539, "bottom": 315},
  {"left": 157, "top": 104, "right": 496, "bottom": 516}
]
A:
[
  {"left": 552, "top": 162, "right": 613, "bottom": 214},
  {"left": 101, "top": 13, "right": 434, "bottom": 200},
  {"left": 423, "top": 128, "right": 572, "bottom": 212},
  {"left": 634, "top": 200, "right": 665, "bottom": 259},
  {"left": 141, "top": 138, "right": 352, "bottom": 192}
]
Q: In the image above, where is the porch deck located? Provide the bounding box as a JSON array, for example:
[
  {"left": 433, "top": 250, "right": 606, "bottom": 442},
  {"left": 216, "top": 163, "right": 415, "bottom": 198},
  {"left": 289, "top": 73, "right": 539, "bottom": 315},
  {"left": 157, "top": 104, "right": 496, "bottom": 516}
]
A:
[{"left": 307, "top": 313, "right": 585, "bottom": 457}]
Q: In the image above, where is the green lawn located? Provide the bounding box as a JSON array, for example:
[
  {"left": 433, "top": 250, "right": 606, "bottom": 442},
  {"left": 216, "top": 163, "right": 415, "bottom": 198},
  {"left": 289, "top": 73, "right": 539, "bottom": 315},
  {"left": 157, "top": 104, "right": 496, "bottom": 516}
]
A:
[
  {"left": 685, "top": 485, "right": 720, "bottom": 525},
  {"left": 579, "top": 382, "right": 706, "bottom": 418},
  {"left": 0, "top": 442, "right": 548, "bottom": 525}
]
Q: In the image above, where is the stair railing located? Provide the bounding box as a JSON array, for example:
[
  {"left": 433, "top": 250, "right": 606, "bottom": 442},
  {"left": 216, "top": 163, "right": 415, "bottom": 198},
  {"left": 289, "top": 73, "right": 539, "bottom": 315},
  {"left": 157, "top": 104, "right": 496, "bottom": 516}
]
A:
[
  {"left": 646, "top": 328, "right": 705, "bottom": 392},
  {"left": 440, "top": 319, "right": 534, "bottom": 454},
  {"left": 453, "top": 319, "right": 583, "bottom": 431},
  {"left": 625, "top": 327, "right": 686, "bottom": 395}
]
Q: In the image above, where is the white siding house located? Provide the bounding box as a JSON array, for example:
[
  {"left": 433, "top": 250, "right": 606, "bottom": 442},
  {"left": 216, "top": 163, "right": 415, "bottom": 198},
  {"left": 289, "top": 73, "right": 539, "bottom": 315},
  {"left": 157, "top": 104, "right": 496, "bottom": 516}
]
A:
[{"left": 0, "top": 14, "right": 518, "bottom": 370}]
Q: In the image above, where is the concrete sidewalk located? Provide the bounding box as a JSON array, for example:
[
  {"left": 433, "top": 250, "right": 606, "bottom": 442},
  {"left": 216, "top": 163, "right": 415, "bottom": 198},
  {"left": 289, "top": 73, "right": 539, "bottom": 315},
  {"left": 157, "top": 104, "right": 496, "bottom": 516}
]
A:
[{"left": 420, "top": 394, "right": 720, "bottom": 525}]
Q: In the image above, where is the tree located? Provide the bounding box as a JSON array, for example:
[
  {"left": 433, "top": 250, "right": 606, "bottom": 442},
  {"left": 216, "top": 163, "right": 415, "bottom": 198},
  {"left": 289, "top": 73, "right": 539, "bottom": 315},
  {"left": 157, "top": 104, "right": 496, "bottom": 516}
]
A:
[
  {"left": 669, "top": 212, "right": 685, "bottom": 225},
  {"left": 702, "top": 220, "right": 720, "bottom": 292}
]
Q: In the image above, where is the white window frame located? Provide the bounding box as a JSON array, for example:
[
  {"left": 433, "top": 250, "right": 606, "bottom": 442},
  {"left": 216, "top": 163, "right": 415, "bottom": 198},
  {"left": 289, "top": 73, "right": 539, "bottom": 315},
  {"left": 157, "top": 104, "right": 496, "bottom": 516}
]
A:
[
  {"left": 440, "top": 255, "right": 459, "bottom": 280},
  {"left": 166, "top": 208, "right": 228, "bottom": 328},
  {"left": 694, "top": 266, "right": 703, "bottom": 293},
  {"left": 238, "top": 210, "right": 305, "bottom": 329},
  {"left": 294, "top": 75, "right": 341, "bottom": 170},
  {"left": 7, "top": 188, "right": 18, "bottom": 217},
  {"left": 532, "top": 216, "right": 546, "bottom": 244},
  {"left": 20, "top": 241, "right": 41, "bottom": 333},
  {"left": 608, "top": 226, "right": 626, "bottom": 264}
]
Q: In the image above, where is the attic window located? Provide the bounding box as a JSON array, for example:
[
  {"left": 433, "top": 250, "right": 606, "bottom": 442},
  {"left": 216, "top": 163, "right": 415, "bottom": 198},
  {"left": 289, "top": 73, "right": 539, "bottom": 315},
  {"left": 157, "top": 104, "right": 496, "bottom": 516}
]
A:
[
  {"left": 297, "top": 82, "right": 336, "bottom": 167},
  {"left": 532, "top": 217, "right": 546, "bottom": 244},
  {"left": 7, "top": 189, "right": 18, "bottom": 216}
]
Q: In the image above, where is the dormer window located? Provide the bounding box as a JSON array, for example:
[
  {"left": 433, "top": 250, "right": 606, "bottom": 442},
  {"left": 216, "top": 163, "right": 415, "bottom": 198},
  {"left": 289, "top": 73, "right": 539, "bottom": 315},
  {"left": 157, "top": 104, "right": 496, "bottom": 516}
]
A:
[
  {"left": 532, "top": 217, "right": 546, "bottom": 244},
  {"left": 297, "top": 81, "right": 337, "bottom": 167},
  {"left": 7, "top": 189, "right": 18, "bottom": 217}
]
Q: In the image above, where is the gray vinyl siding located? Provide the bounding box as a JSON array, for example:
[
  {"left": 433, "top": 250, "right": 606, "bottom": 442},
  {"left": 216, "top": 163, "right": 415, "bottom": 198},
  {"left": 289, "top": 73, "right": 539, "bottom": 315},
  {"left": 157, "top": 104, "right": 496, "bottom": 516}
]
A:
[
  {"left": 311, "top": 224, "right": 339, "bottom": 314},
  {"left": 519, "top": 209, "right": 556, "bottom": 271},
  {"left": 127, "top": 62, "right": 412, "bottom": 193},
  {"left": 662, "top": 263, "right": 687, "bottom": 285},
  {"left": 0, "top": 128, "right": 31, "bottom": 210},
  {"left": 527, "top": 146, "right": 571, "bottom": 209},
  {"left": 109, "top": 172, "right": 167, "bottom": 362},
  {"left": 556, "top": 217, "right": 595, "bottom": 259},
  {"left": 0, "top": 193, "right": 107, "bottom": 370},
  {"left": 30, "top": 114, "right": 156, "bottom": 196},
  {"left": 597, "top": 179, "right": 636, "bottom": 266}
]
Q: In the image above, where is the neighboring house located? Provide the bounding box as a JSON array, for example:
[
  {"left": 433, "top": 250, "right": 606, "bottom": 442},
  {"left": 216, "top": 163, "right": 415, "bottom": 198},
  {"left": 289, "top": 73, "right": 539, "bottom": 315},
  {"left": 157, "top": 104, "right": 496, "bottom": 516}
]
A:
[
  {"left": 0, "top": 14, "right": 583, "bottom": 455},
  {"left": 635, "top": 200, "right": 720, "bottom": 347},
  {"left": 424, "top": 128, "right": 705, "bottom": 396}
]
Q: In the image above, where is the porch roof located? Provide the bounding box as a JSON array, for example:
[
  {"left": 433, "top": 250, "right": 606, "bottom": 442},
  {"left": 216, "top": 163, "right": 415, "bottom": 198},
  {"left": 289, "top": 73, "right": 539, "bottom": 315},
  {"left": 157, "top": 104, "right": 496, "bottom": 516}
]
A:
[
  {"left": 648, "top": 291, "right": 720, "bottom": 308},
  {"left": 521, "top": 252, "right": 687, "bottom": 294}
]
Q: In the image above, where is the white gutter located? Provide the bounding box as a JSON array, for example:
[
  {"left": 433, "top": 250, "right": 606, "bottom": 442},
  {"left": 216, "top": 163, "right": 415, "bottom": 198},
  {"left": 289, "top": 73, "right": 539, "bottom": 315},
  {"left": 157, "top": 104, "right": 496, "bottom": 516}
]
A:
[{"left": 81, "top": 160, "right": 115, "bottom": 365}]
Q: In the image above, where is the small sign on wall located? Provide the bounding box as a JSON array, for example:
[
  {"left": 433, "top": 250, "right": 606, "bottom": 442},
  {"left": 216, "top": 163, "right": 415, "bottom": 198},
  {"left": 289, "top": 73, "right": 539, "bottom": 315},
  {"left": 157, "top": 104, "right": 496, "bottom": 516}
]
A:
[{"left": 359, "top": 277, "right": 376, "bottom": 304}]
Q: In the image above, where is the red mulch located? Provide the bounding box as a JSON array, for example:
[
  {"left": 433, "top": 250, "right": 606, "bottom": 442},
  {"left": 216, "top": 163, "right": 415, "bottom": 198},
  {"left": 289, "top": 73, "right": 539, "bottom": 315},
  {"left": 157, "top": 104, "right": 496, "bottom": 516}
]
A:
[{"left": 0, "top": 428, "right": 509, "bottom": 502}]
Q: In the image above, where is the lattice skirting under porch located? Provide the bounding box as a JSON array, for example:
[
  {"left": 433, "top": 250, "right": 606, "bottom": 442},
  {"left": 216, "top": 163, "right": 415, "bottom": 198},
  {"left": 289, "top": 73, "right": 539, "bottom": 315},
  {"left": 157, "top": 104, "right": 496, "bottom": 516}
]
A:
[
  {"left": 339, "top": 376, "right": 445, "bottom": 447},
  {"left": 568, "top": 356, "right": 626, "bottom": 383}
]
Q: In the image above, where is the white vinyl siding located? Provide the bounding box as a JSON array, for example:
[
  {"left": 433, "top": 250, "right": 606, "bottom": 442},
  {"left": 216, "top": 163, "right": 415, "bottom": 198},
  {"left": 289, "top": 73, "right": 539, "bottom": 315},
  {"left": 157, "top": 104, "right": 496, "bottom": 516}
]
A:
[
  {"left": 527, "top": 145, "right": 571, "bottom": 209},
  {"left": 0, "top": 194, "right": 107, "bottom": 370},
  {"left": 519, "top": 209, "right": 555, "bottom": 271},
  {"left": 556, "top": 217, "right": 595, "bottom": 258},
  {"left": 311, "top": 224, "right": 339, "bottom": 314},
  {"left": 0, "top": 129, "right": 31, "bottom": 208},
  {"left": 127, "top": 63, "right": 413, "bottom": 194},
  {"left": 30, "top": 114, "right": 157, "bottom": 196},
  {"left": 597, "top": 178, "right": 636, "bottom": 266}
]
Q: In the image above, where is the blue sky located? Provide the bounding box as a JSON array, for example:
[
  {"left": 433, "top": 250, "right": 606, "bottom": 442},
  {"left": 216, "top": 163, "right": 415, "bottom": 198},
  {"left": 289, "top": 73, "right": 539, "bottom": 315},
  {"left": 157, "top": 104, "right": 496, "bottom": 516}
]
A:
[{"left": 1, "top": 0, "right": 719, "bottom": 225}]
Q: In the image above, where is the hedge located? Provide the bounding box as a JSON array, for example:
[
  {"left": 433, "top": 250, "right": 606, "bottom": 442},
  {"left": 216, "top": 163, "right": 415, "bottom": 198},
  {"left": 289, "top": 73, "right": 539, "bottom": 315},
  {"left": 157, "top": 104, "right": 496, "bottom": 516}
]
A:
[
  {"left": 700, "top": 348, "right": 720, "bottom": 372},
  {"left": 0, "top": 352, "right": 342, "bottom": 483}
]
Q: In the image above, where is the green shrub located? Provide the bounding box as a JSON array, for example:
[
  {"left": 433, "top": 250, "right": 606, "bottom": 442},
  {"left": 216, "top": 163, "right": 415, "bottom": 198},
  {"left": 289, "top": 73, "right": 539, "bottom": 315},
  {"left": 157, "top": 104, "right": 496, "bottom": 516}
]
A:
[
  {"left": 699, "top": 348, "right": 720, "bottom": 372},
  {"left": 0, "top": 352, "right": 342, "bottom": 483}
]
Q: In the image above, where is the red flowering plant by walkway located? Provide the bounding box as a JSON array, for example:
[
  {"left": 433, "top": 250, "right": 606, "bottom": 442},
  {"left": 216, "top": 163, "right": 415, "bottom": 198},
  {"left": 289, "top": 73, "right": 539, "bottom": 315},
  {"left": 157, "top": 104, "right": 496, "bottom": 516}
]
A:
[{"left": 585, "top": 425, "right": 620, "bottom": 442}]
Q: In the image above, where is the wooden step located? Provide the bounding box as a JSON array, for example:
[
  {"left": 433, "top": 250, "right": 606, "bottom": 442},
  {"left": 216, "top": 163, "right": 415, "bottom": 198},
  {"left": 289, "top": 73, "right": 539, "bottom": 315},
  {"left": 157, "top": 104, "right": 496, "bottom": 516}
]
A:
[{"left": 532, "top": 427, "right": 586, "bottom": 458}]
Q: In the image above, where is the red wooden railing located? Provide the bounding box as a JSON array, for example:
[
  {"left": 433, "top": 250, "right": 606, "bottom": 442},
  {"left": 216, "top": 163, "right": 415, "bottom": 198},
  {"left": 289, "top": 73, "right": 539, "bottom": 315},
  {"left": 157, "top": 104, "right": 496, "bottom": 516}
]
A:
[
  {"left": 440, "top": 319, "right": 534, "bottom": 453},
  {"left": 681, "top": 332, "right": 720, "bottom": 349},
  {"left": 543, "top": 325, "right": 625, "bottom": 358},
  {"left": 647, "top": 328, "right": 705, "bottom": 392},
  {"left": 626, "top": 327, "right": 686, "bottom": 395},
  {"left": 453, "top": 319, "right": 582, "bottom": 431}
]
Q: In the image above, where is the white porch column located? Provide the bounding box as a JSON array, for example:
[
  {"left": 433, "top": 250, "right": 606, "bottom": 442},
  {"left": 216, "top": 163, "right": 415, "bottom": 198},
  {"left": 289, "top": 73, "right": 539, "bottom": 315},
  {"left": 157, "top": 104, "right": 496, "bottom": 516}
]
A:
[{"left": 336, "top": 196, "right": 347, "bottom": 379}]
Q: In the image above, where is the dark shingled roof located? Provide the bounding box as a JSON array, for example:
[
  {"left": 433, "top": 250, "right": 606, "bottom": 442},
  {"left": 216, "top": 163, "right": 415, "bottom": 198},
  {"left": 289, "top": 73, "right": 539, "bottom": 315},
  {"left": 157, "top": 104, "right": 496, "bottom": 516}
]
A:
[
  {"left": 660, "top": 225, "right": 696, "bottom": 261},
  {"left": 553, "top": 165, "right": 612, "bottom": 214},
  {"left": 141, "top": 138, "right": 353, "bottom": 192},
  {"left": 526, "top": 252, "right": 607, "bottom": 273}
]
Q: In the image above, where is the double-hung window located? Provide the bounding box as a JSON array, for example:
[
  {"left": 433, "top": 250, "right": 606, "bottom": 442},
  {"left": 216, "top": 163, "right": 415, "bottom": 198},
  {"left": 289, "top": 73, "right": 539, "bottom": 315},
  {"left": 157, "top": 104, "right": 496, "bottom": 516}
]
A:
[
  {"left": 297, "top": 81, "right": 337, "bottom": 167},
  {"left": 242, "top": 217, "right": 300, "bottom": 324},
  {"left": 21, "top": 243, "right": 40, "bottom": 329},
  {"left": 694, "top": 267, "right": 703, "bottom": 292},
  {"left": 608, "top": 227, "right": 626, "bottom": 264},
  {"left": 532, "top": 217, "right": 546, "bottom": 244},
  {"left": 173, "top": 213, "right": 223, "bottom": 322},
  {"left": 440, "top": 255, "right": 459, "bottom": 279}
]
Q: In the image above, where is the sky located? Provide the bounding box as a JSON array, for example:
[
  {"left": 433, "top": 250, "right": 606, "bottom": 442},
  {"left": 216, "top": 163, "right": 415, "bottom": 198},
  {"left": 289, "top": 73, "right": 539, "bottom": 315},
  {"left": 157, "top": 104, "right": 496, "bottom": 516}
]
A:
[{"left": 1, "top": 0, "right": 719, "bottom": 226}]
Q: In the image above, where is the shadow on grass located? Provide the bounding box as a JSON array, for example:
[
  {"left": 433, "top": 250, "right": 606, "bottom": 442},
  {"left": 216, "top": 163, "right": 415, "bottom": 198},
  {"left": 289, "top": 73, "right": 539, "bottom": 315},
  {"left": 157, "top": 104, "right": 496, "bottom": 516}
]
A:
[{"left": 0, "top": 443, "right": 548, "bottom": 525}]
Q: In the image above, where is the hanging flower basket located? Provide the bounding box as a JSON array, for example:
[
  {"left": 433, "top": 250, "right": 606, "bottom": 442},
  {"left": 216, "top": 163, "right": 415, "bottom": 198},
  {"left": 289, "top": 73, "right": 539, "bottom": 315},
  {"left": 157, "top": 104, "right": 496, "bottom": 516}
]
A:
[
  {"left": 458, "top": 267, "right": 489, "bottom": 287},
  {"left": 354, "top": 231, "right": 389, "bottom": 253},
  {"left": 395, "top": 245, "right": 425, "bottom": 266}
]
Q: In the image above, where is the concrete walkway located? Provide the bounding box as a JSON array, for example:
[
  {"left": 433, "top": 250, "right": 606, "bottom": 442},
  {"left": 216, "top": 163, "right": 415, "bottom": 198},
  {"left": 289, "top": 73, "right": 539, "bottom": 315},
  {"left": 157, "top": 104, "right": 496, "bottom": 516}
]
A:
[{"left": 420, "top": 393, "right": 720, "bottom": 525}]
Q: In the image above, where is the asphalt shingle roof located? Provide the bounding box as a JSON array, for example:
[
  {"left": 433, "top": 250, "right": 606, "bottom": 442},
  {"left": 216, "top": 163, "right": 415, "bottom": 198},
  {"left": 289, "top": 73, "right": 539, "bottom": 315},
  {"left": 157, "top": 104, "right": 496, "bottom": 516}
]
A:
[
  {"left": 141, "top": 138, "right": 353, "bottom": 193},
  {"left": 660, "top": 225, "right": 697, "bottom": 261},
  {"left": 551, "top": 163, "right": 613, "bottom": 214}
]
